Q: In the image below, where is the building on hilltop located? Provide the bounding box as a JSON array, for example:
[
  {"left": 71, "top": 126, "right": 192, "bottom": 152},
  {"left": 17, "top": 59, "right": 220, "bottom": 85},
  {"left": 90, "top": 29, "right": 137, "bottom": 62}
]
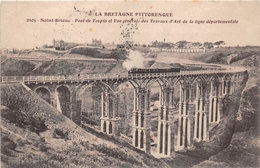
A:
[{"left": 53, "top": 39, "right": 65, "bottom": 50}]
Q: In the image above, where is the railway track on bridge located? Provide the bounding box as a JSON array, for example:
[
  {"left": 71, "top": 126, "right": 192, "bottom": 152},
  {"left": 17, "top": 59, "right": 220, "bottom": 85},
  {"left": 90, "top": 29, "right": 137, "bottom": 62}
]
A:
[{"left": 1, "top": 69, "right": 247, "bottom": 84}]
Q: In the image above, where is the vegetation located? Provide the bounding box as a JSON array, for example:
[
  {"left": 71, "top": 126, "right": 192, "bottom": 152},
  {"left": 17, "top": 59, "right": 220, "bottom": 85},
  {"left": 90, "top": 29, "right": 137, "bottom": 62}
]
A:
[
  {"left": 149, "top": 40, "right": 223, "bottom": 49},
  {"left": 69, "top": 47, "right": 101, "bottom": 57},
  {"left": 1, "top": 59, "right": 36, "bottom": 77}
]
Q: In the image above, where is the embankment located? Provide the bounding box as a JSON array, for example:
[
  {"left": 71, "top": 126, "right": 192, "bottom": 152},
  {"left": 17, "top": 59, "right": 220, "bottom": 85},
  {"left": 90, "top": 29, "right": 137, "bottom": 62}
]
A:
[{"left": 1, "top": 83, "right": 166, "bottom": 168}]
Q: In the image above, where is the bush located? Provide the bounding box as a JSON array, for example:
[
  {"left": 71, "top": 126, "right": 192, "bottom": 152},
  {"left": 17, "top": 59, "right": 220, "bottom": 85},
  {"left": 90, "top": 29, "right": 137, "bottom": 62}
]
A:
[
  {"left": 1, "top": 106, "right": 48, "bottom": 135},
  {"left": 2, "top": 91, "right": 48, "bottom": 135},
  {"left": 53, "top": 128, "right": 69, "bottom": 140}
]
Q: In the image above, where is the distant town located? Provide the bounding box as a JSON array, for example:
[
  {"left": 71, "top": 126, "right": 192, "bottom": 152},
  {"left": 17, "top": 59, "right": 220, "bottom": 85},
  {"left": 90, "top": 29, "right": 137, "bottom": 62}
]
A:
[{"left": 0, "top": 39, "right": 228, "bottom": 55}]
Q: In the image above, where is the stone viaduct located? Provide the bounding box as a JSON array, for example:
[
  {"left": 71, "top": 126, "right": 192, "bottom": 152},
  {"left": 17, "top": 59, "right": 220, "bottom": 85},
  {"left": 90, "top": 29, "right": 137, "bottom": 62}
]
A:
[{"left": 1, "top": 69, "right": 247, "bottom": 156}]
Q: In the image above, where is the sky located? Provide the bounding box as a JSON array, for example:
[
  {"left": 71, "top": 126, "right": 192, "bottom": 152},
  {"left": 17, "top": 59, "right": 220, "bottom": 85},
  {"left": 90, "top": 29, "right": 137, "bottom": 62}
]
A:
[{"left": 1, "top": 1, "right": 260, "bottom": 49}]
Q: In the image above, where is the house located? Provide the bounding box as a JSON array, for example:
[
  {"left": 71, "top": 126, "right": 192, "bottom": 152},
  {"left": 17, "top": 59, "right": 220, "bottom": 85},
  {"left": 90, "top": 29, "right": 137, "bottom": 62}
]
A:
[{"left": 53, "top": 39, "right": 65, "bottom": 50}]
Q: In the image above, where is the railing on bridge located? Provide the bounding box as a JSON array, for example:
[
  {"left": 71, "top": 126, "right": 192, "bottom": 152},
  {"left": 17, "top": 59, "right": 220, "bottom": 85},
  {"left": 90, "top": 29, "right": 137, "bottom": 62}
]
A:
[
  {"left": 1, "top": 69, "right": 246, "bottom": 83},
  {"left": 1, "top": 73, "right": 129, "bottom": 83}
]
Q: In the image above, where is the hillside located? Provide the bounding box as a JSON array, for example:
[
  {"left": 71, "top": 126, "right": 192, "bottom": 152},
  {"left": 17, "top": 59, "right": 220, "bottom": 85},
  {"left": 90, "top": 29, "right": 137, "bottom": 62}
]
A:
[
  {"left": 194, "top": 46, "right": 260, "bottom": 64},
  {"left": 1, "top": 58, "right": 121, "bottom": 77},
  {"left": 192, "top": 48, "right": 260, "bottom": 167},
  {"left": 1, "top": 83, "right": 166, "bottom": 168},
  {"left": 153, "top": 46, "right": 260, "bottom": 65}
]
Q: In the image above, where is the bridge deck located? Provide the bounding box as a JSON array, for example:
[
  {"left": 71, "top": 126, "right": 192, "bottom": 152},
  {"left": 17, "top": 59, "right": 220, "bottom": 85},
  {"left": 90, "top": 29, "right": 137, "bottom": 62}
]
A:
[{"left": 1, "top": 69, "right": 246, "bottom": 83}]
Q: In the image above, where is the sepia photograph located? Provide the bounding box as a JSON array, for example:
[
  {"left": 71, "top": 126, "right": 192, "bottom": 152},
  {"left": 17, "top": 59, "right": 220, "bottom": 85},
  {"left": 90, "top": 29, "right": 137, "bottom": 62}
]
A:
[{"left": 1, "top": 1, "right": 260, "bottom": 167}]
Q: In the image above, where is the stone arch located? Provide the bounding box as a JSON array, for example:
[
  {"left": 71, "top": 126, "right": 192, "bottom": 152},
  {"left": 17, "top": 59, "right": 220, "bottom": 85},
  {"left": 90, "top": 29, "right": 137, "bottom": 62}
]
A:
[
  {"left": 210, "top": 74, "right": 222, "bottom": 96},
  {"left": 146, "top": 78, "right": 165, "bottom": 88},
  {"left": 96, "top": 81, "right": 115, "bottom": 93},
  {"left": 175, "top": 76, "right": 193, "bottom": 86},
  {"left": 222, "top": 74, "right": 232, "bottom": 94},
  {"left": 223, "top": 74, "right": 232, "bottom": 81},
  {"left": 78, "top": 82, "right": 104, "bottom": 126},
  {"left": 77, "top": 82, "right": 102, "bottom": 97},
  {"left": 56, "top": 85, "right": 71, "bottom": 117},
  {"left": 128, "top": 80, "right": 139, "bottom": 89},
  {"left": 209, "top": 74, "right": 221, "bottom": 83},
  {"left": 185, "top": 76, "right": 196, "bottom": 85},
  {"left": 193, "top": 75, "right": 207, "bottom": 85},
  {"left": 160, "top": 77, "right": 172, "bottom": 86},
  {"left": 55, "top": 84, "right": 72, "bottom": 94},
  {"left": 34, "top": 86, "right": 51, "bottom": 104},
  {"left": 173, "top": 76, "right": 182, "bottom": 86},
  {"left": 168, "top": 76, "right": 179, "bottom": 87}
]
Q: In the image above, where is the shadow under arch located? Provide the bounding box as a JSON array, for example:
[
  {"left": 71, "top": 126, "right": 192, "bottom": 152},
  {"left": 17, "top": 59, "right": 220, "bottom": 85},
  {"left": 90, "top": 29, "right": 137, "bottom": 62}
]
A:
[
  {"left": 35, "top": 86, "right": 51, "bottom": 104},
  {"left": 56, "top": 85, "right": 71, "bottom": 118}
]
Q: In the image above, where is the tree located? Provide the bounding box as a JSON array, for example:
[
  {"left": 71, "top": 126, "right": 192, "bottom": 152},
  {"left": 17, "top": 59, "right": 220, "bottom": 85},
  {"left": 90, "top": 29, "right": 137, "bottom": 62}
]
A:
[
  {"left": 175, "top": 41, "right": 187, "bottom": 48},
  {"left": 214, "top": 41, "right": 225, "bottom": 45},
  {"left": 203, "top": 42, "right": 214, "bottom": 49},
  {"left": 192, "top": 42, "right": 202, "bottom": 48},
  {"left": 42, "top": 44, "right": 48, "bottom": 48},
  {"left": 213, "top": 41, "right": 225, "bottom": 48},
  {"left": 150, "top": 40, "right": 158, "bottom": 47}
]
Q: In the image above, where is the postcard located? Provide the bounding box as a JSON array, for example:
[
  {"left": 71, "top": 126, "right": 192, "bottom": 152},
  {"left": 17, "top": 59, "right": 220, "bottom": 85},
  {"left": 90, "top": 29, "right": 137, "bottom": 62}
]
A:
[{"left": 1, "top": 1, "right": 259, "bottom": 168}]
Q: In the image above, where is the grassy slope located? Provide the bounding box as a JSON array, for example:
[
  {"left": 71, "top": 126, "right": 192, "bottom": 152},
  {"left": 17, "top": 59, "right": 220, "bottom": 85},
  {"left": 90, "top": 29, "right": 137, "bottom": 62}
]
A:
[
  {"left": 1, "top": 58, "right": 119, "bottom": 76},
  {"left": 1, "top": 59, "right": 37, "bottom": 76},
  {"left": 1, "top": 83, "right": 166, "bottom": 168}
]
